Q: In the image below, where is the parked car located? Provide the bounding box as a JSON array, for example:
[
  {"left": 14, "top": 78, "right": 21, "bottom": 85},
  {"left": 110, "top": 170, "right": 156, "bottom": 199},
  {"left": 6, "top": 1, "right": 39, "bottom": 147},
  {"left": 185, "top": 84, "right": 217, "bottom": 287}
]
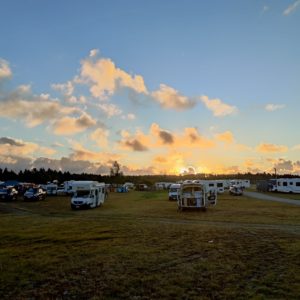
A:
[
  {"left": 0, "top": 186, "right": 18, "bottom": 201},
  {"left": 23, "top": 187, "right": 46, "bottom": 201}
]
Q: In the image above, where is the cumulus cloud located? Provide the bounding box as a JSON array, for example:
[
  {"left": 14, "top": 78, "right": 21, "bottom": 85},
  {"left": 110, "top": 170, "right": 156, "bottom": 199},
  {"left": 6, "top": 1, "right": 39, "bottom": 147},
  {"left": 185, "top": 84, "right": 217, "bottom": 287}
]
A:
[
  {"left": 265, "top": 103, "right": 285, "bottom": 111},
  {"left": 0, "top": 137, "right": 24, "bottom": 147},
  {"left": 80, "top": 55, "right": 147, "bottom": 100},
  {"left": 52, "top": 112, "right": 97, "bottom": 135},
  {"left": 256, "top": 143, "right": 288, "bottom": 153},
  {"left": 124, "top": 139, "right": 148, "bottom": 151},
  {"left": 90, "top": 128, "right": 109, "bottom": 148},
  {"left": 283, "top": 0, "right": 300, "bottom": 15},
  {"left": 215, "top": 131, "right": 235, "bottom": 144},
  {"left": 150, "top": 123, "right": 174, "bottom": 145},
  {"left": 0, "top": 136, "right": 55, "bottom": 158},
  {"left": 0, "top": 58, "right": 12, "bottom": 80},
  {"left": 122, "top": 113, "right": 136, "bottom": 120},
  {"left": 274, "top": 158, "right": 293, "bottom": 172},
  {"left": 152, "top": 84, "right": 196, "bottom": 110},
  {"left": 98, "top": 103, "right": 122, "bottom": 117},
  {"left": 182, "top": 127, "right": 215, "bottom": 148},
  {"left": 199, "top": 95, "right": 238, "bottom": 117},
  {"left": 119, "top": 129, "right": 150, "bottom": 152},
  {"left": 89, "top": 49, "right": 99, "bottom": 57},
  {"left": 0, "top": 85, "right": 79, "bottom": 127}
]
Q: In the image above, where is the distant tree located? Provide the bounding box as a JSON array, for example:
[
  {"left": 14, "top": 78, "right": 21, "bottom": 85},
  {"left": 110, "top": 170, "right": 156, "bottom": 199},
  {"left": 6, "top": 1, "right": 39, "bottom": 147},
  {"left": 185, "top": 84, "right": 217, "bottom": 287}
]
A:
[{"left": 110, "top": 161, "right": 123, "bottom": 177}]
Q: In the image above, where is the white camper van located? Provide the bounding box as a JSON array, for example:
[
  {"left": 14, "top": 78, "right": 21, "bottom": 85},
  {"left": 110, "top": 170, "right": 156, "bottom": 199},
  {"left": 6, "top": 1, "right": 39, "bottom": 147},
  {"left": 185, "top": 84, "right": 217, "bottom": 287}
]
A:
[
  {"left": 271, "top": 178, "right": 300, "bottom": 194},
  {"left": 46, "top": 183, "right": 58, "bottom": 195},
  {"left": 168, "top": 183, "right": 181, "bottom": 201},
  {"left": 70, "top": 181, "right": 106, "bottom": 209},
  {"left": 177, "top": 182, "right": 217, "bottom": 211}
]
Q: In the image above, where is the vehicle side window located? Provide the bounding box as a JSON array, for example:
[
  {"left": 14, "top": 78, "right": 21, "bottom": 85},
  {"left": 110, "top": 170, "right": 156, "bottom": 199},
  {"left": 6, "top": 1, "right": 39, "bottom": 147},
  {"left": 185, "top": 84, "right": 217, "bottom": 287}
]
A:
[
  {"left": 290, "top": 182, "right": 293, "bottom": 185},
  {"left": 296, "top": 182, "right": 300, "bottom": 187},
  {"left": 283, "top": 182, "right": 287, "bottom": 186},
  {"left": 95, "top": 189, "right": 98, "bottom": 196}
]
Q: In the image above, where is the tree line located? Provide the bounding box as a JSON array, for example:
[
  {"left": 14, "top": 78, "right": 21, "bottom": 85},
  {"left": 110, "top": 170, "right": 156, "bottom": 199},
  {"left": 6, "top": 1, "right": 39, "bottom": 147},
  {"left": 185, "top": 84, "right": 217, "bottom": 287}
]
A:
[{"left": 0, "top": 165, "right": 298, "bottom": 186}]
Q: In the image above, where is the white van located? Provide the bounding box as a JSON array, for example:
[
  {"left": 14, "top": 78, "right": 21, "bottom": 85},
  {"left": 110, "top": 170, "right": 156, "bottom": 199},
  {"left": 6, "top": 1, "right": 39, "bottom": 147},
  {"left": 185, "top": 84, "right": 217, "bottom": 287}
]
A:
[
  {"left": 71, "top": 182, "right": 106, "bottom": 209},
  {"left": 168, "top": 183, "right": 181, "bottom": 201}
]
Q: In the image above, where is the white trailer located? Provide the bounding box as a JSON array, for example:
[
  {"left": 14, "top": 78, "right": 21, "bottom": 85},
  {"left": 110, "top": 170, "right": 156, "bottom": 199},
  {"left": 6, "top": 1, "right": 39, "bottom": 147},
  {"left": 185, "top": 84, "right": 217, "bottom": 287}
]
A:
[
  {"left": 177, "top": 182, "right": 217, "bottom": 211},
  {"left": 271, "top": 178, "right": 300, "bottom": 194},
  {"left": 70, "top": 181, "right": 106, "bottom": 209},
  {"left": 168, "top": 183, "right": 181, "bottom": 201}
]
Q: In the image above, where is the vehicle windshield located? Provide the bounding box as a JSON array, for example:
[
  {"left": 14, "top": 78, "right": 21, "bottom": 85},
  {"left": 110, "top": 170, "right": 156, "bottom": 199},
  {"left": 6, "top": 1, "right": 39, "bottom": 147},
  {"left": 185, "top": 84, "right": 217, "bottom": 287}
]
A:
[
  {"left": 27, "top": 188, "right": 37, "bottom": 193},
  {"left": 74, "top": 190, "right": 90, "bottom": 198},
  {"left": 169, "top": 188, "right": 178, "bottom": 193}
]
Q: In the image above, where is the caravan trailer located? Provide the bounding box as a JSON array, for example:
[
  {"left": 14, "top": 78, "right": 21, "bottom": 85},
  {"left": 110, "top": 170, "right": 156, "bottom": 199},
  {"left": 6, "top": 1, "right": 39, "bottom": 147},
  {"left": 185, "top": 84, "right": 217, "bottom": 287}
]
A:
[
  {"left": 177, "top": 182, "right": 217, "bottom": 211},
  {"left": 70, "top": 181, "right": 106, "bottom": 209},
  {"left": 271, "top": 178, "right": 300, "bottom": 194}
]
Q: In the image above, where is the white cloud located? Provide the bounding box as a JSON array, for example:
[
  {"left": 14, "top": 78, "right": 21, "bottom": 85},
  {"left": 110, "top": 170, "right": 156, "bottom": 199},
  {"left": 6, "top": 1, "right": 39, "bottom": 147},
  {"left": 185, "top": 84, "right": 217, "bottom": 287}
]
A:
[
  {"left": 199, "top": 95, "right": 238, "bottom": 117},
  {"left": 89, "top": 49, "right": 99, "bottom": 57},
  {"left": 283, "top": 0, "right": 300, "bottom": 15},
  {"left": 122, "top": 113, "right": 136, "bottom": 120},
  {"left": 265, "top": 103, "right": 285, "bottom": 111},
  {"left": 0, "top": 86, "right": 79, "bottom": 127},
  {"left": 98, "top": 103, "right": 122, "bottom": 117},
  {"left": 0, "top": 58, "right": 12, "bottom": 80},
  {"left": 80, "top": 56, "right": 148, "bottom": 99},
  {"left": 52, "top": 112, "right": 97, "bottom": 135},
  {"left": 152, "top": 84, "right": 196, "bottom": 110},
  {"left": 90, "top": 128, "right": 109, "bottom": 148}
]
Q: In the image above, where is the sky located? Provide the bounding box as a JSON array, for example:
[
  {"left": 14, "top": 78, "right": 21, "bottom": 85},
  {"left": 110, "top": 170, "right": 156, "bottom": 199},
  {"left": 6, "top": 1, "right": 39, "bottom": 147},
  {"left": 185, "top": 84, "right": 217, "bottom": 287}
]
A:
[{"left": 0, "top": 0, "right": 299, "bottom": 175}]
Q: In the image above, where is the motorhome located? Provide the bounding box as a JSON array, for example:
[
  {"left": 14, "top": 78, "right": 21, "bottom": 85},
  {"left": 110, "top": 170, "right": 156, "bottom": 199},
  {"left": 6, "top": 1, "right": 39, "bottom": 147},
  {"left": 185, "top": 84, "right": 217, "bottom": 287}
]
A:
[
  {"left": 168, "top": 183, "right": 181, "bottom": 201},
  {"left": 46, "top": 182, "right": 58, "bottom": 195},
  {"left": 70, "top": 181, "right": 106, "bottom": 209},
  {"left": 215, "top": 180, "right": 226, "bottom": 194},
  {"left": 155, "top": 182, "right": 173, "bottom": 190},
  {"left": 123, "top": 182, "right": 135, "bottom": 190},
  {"left": 271, "top": 178, "right": 300, "bottom": 194},
  {"left": 177, "top": 182, "right": 217, "bottom": 211},
  {"left": 64, "top": 180, "right": 98, "bottom": 195},
  {"left": 229, "top": 179, "right": 250, "bottom": 189}
]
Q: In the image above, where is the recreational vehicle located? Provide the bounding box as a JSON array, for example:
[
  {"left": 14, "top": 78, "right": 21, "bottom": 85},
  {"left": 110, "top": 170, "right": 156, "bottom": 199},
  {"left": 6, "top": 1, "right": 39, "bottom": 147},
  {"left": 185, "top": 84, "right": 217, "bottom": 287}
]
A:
[
  {"left": 229, "top": 179, "right": 250, "bottom": 189},
  {"left": 271, "top": 178, "right": 300, "bottom": 194},
  {"left": 70, "top": 181, "right": 106, "bottom": 209},
  {"left": 177, "top": 182, "right": 217, "bottom": 211},
  {"left": 168, "top": 183, "right": 181, "bottom": 201},
  {"left": 46, "top": 183, "right": 58, "bottom": 195}
]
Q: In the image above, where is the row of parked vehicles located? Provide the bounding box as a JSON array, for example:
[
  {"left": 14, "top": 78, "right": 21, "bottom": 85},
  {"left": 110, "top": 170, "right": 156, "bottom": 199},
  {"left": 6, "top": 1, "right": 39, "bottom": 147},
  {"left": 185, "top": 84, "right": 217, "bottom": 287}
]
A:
[
  {"left": 166, "top": 179, "right": 250, "bottom": 211},
  {"left": 0, "top": 185, "right": 47, "bottom": 201}
]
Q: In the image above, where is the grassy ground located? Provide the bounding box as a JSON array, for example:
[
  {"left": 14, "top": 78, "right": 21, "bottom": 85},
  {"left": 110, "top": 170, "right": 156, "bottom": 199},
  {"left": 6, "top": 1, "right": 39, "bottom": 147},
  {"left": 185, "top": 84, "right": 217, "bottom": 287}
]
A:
[{"left": 1, "top": 191, "right": 300, "bottom": 299}]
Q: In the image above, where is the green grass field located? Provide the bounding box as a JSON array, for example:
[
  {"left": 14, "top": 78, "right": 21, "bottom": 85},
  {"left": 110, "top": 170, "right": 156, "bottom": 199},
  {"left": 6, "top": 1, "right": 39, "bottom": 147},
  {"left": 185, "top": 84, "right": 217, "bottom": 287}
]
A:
[{"left": 1, "top": 191, "right": 300, "bottom": 299}]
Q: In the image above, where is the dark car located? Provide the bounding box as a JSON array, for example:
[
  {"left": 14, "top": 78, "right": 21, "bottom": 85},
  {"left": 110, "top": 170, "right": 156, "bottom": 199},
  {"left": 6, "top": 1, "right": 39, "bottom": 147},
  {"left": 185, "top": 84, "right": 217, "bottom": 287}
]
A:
[
  {"left": 23, "top": 187, "right": 46, "bottom": 201},
  {"left": 0, "top": 187, "right": 18, "bottom": 201}
]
